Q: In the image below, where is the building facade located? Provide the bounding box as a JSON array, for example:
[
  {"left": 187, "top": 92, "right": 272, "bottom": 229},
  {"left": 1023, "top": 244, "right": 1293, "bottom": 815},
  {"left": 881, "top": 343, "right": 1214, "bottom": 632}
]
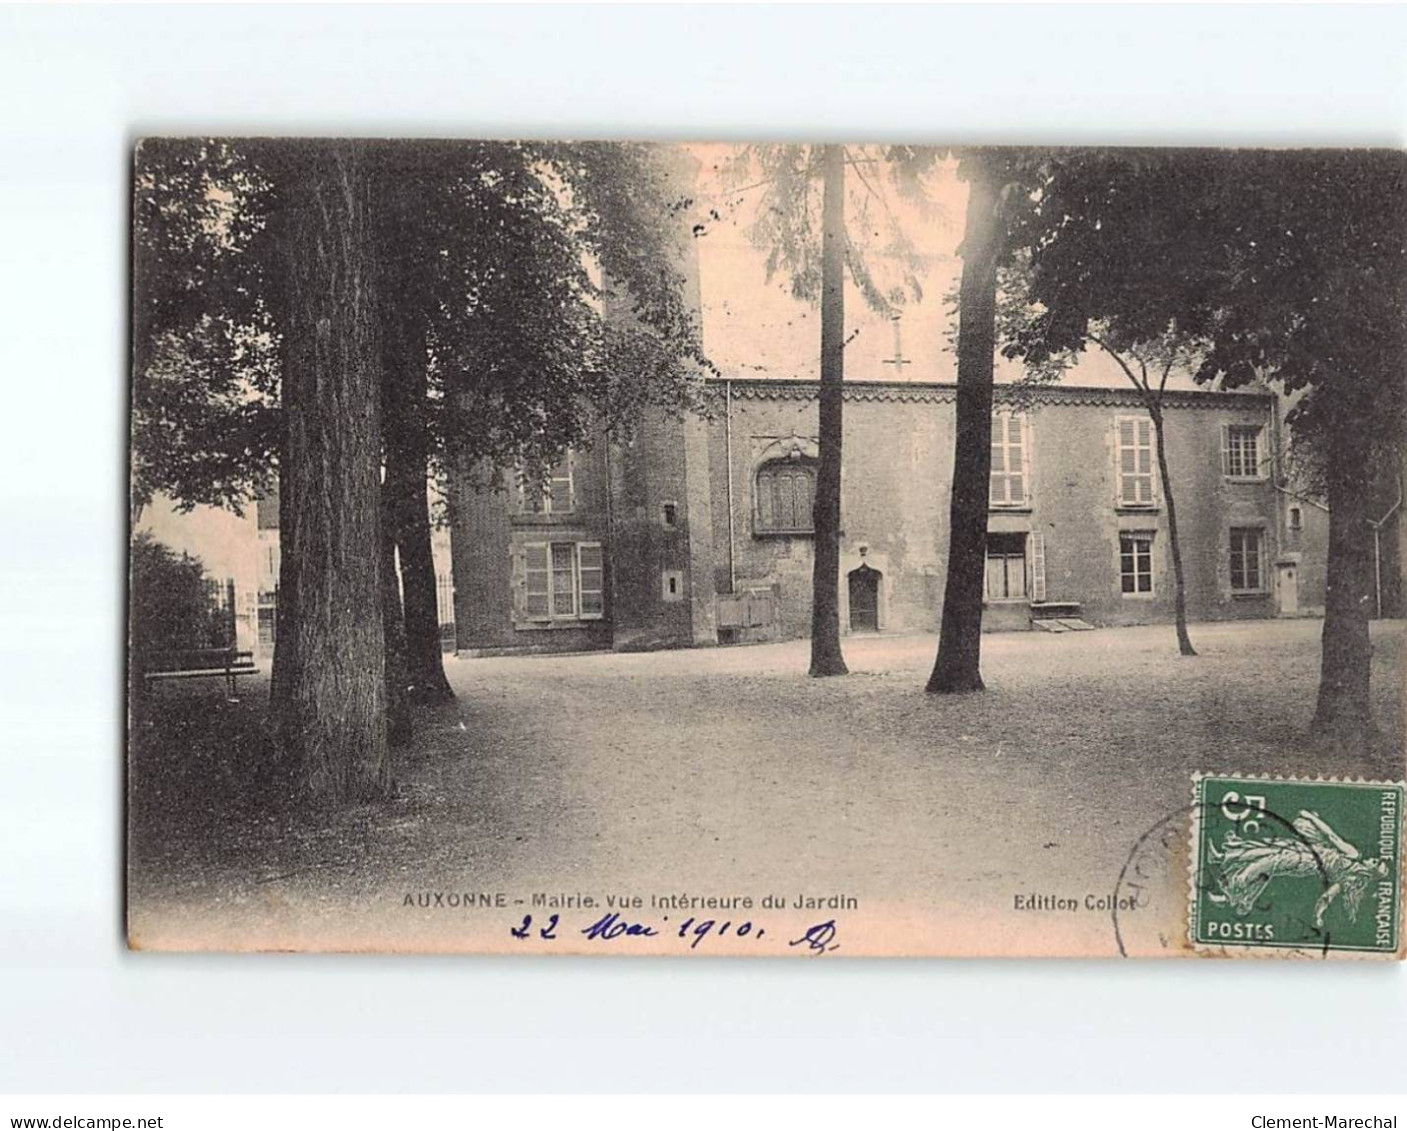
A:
[{"left": 448, "top": 376, "right": 1321, "bottom": 655}]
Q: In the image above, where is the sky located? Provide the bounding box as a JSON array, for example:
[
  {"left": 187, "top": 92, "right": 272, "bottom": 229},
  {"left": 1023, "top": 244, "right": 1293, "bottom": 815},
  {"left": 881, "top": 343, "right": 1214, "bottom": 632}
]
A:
[{"left": 682, "top": 142, "right": 1198, "bottom": 392}]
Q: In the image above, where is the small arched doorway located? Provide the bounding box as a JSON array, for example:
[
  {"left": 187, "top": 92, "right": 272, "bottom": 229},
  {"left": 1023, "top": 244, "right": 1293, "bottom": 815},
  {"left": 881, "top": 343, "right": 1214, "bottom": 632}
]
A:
[{"left": 848, "top": 564, "right": 882, "bottom": 633}]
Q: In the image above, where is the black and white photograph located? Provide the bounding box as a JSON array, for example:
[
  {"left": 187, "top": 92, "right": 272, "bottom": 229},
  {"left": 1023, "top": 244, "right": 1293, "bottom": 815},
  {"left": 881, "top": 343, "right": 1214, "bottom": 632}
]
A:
[
  {"left": 7, "top": 3, "right": 1407, "bottom": 1112},
  {"left": 127, "top": 139, "right": 1405, "bottom": 957}
]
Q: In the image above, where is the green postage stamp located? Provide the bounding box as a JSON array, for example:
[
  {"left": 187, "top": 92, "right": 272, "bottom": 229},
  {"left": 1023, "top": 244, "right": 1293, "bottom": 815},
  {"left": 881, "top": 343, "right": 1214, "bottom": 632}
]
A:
[{"left": 1191, "top": 775, "right": 1405, "bottom": 955}]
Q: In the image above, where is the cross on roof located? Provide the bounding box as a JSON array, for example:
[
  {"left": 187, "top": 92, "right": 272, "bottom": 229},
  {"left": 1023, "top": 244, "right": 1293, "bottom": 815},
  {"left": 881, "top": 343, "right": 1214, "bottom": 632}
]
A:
[{"left": 881, "top": 315, "right": 911, "bottom": 372}]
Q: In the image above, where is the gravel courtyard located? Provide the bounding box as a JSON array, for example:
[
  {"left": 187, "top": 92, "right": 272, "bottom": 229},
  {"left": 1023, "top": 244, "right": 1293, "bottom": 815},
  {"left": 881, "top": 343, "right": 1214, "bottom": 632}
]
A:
[{"left": 128, "top": 618, "right": 1404, "bottom": 955}]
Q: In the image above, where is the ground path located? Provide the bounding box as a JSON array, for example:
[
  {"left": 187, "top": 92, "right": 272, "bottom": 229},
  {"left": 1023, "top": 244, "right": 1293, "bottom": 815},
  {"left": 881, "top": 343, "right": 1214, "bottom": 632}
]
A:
[{"left": 128, "top": 619, "right": 1403, "bottom": 954}]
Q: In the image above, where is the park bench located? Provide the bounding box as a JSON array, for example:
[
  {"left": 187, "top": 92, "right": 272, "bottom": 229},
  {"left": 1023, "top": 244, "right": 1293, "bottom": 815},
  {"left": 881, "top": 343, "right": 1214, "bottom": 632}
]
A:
[{"left": 142, "top": 647, "right": 259, "bottom": 696}]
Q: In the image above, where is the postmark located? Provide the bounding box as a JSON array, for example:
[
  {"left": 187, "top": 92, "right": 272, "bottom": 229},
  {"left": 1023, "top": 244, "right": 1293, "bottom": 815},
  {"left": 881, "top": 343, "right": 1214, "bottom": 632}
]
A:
[
  {"left": 1111, "top": 803, "right": 1197, "bottom": 958},
  {"left": 1189, "top": 775, "right": 1404, "bottom": 955}
]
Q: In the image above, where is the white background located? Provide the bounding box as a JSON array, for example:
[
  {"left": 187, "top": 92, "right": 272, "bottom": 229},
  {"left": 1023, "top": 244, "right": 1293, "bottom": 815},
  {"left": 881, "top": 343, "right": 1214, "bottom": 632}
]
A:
[{"left": 1, "top": 2, "right": 1405, "bottom": 1094}]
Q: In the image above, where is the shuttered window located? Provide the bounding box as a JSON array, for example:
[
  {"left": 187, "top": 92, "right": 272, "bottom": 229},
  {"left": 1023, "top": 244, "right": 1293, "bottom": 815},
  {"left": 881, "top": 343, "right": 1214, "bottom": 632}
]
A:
[
  {"left": 984, "top": 533, "right": 1028, "bottom": 600},
  {"left": 755, "top": 461, "right": 816, "bottom": 534},
  {"left": 519, "top": 452, "right": 575, "bottom": 514},
  {"left": 990, "top": 411, "right": 1029, "bottom": 507},
  {"left": 1116, "top": 416, "right": 1156, "bottom": 507},
  {"left": 520, "top": 541, "right": 604, "bottom": 622}
]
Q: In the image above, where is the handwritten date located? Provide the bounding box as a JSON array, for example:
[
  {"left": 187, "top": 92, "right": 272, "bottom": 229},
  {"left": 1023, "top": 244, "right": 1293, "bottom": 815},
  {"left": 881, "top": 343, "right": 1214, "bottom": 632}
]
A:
[{"left": 508, "top": 912, "right": 840, "bottom": 954}]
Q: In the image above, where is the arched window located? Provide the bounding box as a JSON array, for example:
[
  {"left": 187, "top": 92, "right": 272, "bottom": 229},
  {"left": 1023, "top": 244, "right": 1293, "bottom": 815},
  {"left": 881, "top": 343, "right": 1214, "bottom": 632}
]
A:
[{"left": 755, "top": 460, "right": 816, "bottom": 534}]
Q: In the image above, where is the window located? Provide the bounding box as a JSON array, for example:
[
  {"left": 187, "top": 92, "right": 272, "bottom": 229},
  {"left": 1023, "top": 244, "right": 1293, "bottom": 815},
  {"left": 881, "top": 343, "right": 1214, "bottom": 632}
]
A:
[
  {"left": 1230, "top": 528, "right": 1264, "bottom": 593},
  {"left": 990, "top": 411, "right": 1029, "bottom": 507},
  {"left": 522, "top": 541, "right": 603, "bottom": 622},
  {"left": 1223, "top": 425, "right": 1264, "bottom": 480},
  {"left": 1288, "top": 505, "right": 1303, "bottom": 532},
  {"left": 1115, "top": 416, "right": 1156, "bottom": 508},
  {"left": 755, "top": 460, "right": 815, "bottom": 534},
  {"left": 661, "top": 501, "right": 678, "bottom": 528},
  {"left": 985, "top": 533, "right": 1028, "bottom": 601},
  {"left": 519, "top": 453, "right": 574, "bottom": 515},
  {"left": 1120, "top": 532, "right": 1155, "bottom": 595},
  {"left": 661, "top": 569, "right": 684, "bottom": 602}
]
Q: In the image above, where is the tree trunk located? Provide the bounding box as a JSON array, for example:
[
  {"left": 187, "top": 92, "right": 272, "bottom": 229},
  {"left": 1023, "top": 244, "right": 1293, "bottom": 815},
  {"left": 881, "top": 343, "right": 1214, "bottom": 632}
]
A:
[
  {"left": 274, "top": 141, "right": 390, "bottom": 804},
  {"left": 1150, "top": 407, "right": 1197, "bottom": 656},
  {"left": 928, "top": 157, "right": 999, "bottom": 694},
  {"left": 808, "top": 144, "right": 849, "bottom": 678},
  {"left": 1313, "top": 426, "right": 1375, "bottom": 748},
  {"left": 382, "top": 320, "right": 455, "bottom": 704},
  {"left": 268, "top": 448, "right": 302, "bottom": 790},
  {"left": 381, "top": 492, "right": 413, "bottom": 747},
  {"left": 394, "top": 473, "right": 455, "bottom": 702}
]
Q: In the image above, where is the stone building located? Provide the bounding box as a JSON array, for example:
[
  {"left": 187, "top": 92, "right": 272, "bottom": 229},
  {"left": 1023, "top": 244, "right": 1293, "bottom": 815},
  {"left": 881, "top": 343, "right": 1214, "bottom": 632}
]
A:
[{"left": 448, "top": 374, "right": 1322, "bottom": 655}]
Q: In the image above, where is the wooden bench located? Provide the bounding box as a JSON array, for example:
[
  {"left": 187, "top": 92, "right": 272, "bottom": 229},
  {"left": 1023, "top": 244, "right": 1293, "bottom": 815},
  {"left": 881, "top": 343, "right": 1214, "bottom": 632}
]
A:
[{"left": 142, "top": 647, "right": 259, "bottom": 696}]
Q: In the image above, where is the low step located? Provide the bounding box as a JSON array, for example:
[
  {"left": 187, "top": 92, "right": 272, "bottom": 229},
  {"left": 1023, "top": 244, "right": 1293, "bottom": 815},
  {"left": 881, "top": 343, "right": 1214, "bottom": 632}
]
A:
[
  {"left": 1030, "top": 601, "right": 1084, "bottom": 620},
  {"left": 1031, "top": 619, "right": 1070, "bottom": 633},
  {"left": 1054, "top": 618, "right": 1095, "bottom": 631}
]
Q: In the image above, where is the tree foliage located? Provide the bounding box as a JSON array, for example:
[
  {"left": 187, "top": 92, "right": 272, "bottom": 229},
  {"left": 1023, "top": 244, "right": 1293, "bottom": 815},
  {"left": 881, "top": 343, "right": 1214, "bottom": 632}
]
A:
[
  {"left": 128, "top": 533, "right": 231, "bottom": 655},
  {"left": 131, "top": 139, "right": 709, "bottom": 511},
  {"left": 722, "top": 144, "right": 927, "bottom": 316},
  {"left": 1001, "top": 148, "right": 1407, "bottom": 733},
  {"left": 131, "top": 140, "right": 280, "bottom": 515},
  {"left": 1000, "top": 148, "right": 1406, "bottom": 445}
]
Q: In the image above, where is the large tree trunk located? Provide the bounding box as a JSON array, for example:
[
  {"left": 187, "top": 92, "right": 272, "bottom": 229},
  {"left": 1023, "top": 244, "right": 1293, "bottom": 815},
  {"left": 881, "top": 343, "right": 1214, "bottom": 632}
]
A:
[
  {"left": 274, "top": 141, "right": 390, "bottom": 803},
  {"left": 928, "top": 157, "right": 999, "bottom": 694},
  {"left": 394, "top": 473, "right": 455, "bottom": 702},
  {"left": 1150, "top": 407, "right": 1197, "bottom": 656},
  {"left": 1313, "top": 426, "right": 1375, "bottom": 747},
  {"left": 809, "top": 144, "right": 849, "bottom": 678},
  {"left": 382, "top": 319, "right": 455, "bottom": 703}
]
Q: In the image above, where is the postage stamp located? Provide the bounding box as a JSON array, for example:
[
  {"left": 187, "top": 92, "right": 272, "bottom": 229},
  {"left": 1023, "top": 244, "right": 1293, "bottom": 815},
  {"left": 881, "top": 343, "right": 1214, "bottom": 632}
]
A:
[{"left": 1190, "top": 775, "right": 1405, "bottom": 955}]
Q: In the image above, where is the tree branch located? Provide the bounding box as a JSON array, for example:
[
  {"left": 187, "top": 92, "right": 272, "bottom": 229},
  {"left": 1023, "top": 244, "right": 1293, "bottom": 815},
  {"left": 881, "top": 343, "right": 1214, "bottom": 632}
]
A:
[
  {"left": 1158, "top": 354, "right": 1175, "bottom": 397},
  {"left": 1087, "top": 332, "right": 1152, "bottom": 404}
]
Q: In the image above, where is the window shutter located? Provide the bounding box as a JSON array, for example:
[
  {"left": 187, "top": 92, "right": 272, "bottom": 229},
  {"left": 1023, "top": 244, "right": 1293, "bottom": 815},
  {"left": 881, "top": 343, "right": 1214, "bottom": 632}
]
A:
[
  {"left": 1116, "top": 417, "right": 1136, "bottom": 505},
  {"left": 578, "top": 542, "right": 604, "bottom": 620},
  {"left": 1030, "top": 532, "right": 1046, "bottom": 601},
  {"left": 756, "top": 467, "right": 773, "bottom": 530},
  {"left": 984, "top": 555, "right": 1003, "bottom": 600},
  {"left": 547, "top": 454, "right": 573, "bottom": 514},
  {"left": 509, "top": 545, "right": 524, "bottom": 623},
  {"left": 1007, "top": 413, "right": 1023, "bottom": 505},
  {"left": 1116, "top": 416, "right": 1157, "bottom": 506},
  {"left": 1021, "top": 413, "right": 1033, "bottom": 506},
  {"left": 1221, "top": 424, "right": 1232, "bottom": 477},
  {"left": 522, "top": 542, "right": 550, "bottom": 620},
  {"left": 1138, "top": 419, "right": 1154, "bottom": 505}
]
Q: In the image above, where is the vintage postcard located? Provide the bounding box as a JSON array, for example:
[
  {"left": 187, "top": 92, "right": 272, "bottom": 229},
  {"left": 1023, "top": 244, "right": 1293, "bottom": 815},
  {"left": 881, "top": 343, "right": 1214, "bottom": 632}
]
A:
[{"left": 127, "top": 140, "right": 1406, "bottom": 957}]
